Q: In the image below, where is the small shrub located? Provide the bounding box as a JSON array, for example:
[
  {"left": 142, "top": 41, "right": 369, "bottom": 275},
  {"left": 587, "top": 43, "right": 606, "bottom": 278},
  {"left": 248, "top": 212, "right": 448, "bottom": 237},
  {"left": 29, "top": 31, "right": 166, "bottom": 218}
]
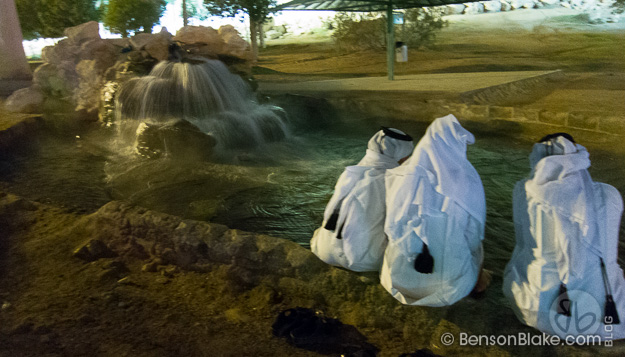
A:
[
  {"left": 332, "top": 13, "right": 386, "bottom": 51},
  {"left": 331, "top": 8, "right": 448, "bottom": 52},
  {"left": 397, "top": 8, "right": 448, "bottom": 49}
]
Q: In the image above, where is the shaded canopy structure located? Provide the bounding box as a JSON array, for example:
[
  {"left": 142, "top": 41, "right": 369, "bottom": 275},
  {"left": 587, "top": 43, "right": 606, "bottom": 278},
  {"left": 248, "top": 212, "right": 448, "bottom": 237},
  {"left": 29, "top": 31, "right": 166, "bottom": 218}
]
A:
[{"left": 276, "top": 0, "right": 481, "bottom": 80}]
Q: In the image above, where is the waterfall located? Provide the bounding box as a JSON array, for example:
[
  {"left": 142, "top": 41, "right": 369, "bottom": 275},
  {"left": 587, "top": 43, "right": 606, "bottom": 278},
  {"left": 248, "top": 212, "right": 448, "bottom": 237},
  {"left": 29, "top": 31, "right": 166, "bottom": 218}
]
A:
[{"left": 114, "top": 58, "right": 289, "bottom": 157}]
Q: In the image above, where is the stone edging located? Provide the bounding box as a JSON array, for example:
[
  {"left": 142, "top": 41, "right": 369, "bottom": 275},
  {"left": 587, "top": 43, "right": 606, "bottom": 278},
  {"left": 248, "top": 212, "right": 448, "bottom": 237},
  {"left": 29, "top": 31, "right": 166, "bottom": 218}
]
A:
[{"left": 325, "top": 97, "right": 624, "bottom": 136}]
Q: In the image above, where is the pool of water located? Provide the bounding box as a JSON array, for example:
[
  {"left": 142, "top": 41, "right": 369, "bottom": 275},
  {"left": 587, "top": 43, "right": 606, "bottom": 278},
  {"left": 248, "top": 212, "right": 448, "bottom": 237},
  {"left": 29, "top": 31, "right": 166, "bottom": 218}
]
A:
[{"left": 1, "top": 112, "right": 623, "bottom": 272}]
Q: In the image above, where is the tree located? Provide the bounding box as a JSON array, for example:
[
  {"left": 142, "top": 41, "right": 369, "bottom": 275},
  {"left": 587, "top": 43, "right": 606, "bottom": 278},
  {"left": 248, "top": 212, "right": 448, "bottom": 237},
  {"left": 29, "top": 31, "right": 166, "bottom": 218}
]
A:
[
  {"left": 16, "top": 0, "right": 100, "bottom": 39},
  {"left": 183, "top": 0, "right": 189, "bottom": 26},
  {"left": 332, "top": 9, "right": 447, "bottom": 52},
  {"left": 332, "top": 13, "right": 386, "bottom": 51},
  {"left": 163, "top": 0, "right": 208, "bottom": 27},
  {"left": 397, "top": 8, "right": 447, "bottom": 49},
  {"left": 614, "top": 0, "right": 625, "bottom": 14},
  {"left": 203, "top": 0, "right": 276, "bottom": 60},
  {"left": 103, "top": 0, "right": 166, "bottom": 38}
]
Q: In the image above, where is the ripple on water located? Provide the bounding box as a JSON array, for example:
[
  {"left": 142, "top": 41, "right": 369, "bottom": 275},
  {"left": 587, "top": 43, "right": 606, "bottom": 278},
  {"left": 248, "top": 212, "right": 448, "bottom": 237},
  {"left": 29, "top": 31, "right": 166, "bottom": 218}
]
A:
[{"left": 1, "top": 120, "right": 623, "bottom": 264}]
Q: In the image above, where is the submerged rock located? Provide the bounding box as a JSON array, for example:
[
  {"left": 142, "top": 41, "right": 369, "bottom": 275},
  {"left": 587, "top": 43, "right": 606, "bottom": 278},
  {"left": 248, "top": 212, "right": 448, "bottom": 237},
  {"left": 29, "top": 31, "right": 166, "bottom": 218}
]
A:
[
  {"left": 134, "top": 119, "right": 217, "bottom": 160},
  {"left": 4, "top": 86, "right": 44, "bottom": 113}
]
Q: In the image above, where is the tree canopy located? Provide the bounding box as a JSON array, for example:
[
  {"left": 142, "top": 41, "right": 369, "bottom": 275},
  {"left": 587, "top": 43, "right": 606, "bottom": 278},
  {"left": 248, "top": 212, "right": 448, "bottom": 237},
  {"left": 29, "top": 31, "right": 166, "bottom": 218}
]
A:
[
  {"left": 16, "top": 0, "right": 100, "bottom": 39},
  {"left": 203, "top": 0, "right": 276, "bottom": 59},
  {"left": 102, "top": 0, "right": 167, "bottom": 38},
  {"left": 203, "top": 0, "right": 275, "bottom": 23}
]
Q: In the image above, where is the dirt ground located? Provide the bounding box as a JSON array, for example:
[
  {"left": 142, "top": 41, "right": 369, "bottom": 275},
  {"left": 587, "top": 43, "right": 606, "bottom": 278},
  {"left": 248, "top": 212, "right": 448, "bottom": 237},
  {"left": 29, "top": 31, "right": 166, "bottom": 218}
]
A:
[
  {"left": 1, "top": 9, "right": 625, "bottom": 357},
  {"left": 255, "top": 10, "right": 625, "bottom": 115}
]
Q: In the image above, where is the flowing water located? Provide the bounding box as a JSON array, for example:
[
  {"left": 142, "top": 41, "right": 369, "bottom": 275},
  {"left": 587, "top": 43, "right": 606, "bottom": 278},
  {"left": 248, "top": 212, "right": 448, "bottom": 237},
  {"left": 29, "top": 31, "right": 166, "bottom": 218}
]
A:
[
  {"left": 113, "top": 59, "right": 289, "bottom": 155},
  {"left": 1, "top": 115, "right": 623, "bottom": 274},
  {"left": 1, "top": 58, "right": 624, "bottom": 273}
]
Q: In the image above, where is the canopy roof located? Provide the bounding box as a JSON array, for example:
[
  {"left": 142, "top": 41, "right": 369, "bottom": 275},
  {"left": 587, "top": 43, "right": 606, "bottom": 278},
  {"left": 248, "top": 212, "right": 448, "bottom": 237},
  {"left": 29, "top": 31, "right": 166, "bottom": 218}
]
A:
[{"left": 276, "top": 0, "right": 480, "bottom": 12}]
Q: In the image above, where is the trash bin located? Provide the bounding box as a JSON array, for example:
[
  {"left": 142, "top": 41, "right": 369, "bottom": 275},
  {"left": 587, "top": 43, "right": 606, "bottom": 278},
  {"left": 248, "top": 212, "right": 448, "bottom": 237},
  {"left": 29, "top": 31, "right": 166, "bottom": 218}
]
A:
[{"left": 395, "top": 41, "right": 408, "bottom": 62}]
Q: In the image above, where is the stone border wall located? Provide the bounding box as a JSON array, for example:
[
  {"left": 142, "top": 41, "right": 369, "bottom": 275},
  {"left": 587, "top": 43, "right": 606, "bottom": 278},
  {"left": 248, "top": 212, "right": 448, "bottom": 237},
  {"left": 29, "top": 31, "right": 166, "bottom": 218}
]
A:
[{"left": 324, "top": 97, "right": 625, "bottom": 137}]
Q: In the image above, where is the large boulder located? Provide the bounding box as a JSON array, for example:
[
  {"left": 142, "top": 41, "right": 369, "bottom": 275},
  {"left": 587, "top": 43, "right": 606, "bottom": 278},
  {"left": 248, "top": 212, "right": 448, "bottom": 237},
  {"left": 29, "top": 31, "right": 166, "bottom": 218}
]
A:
[
  {"left": 33, "top": 62, "right": 78, "bottom": 98},
  {"left": 464, "top": 2, "right": 485, "bottom": 13},
  {"left": 174, "top": 26, "right": 226, "bottom": 58},
  {"left": 144, "top": 35, "right": 171, "bottom": 62},
  {"left": 107, "top": 38, "right": 131, "bottom": 48},
  {"left": 130, "top": 32, "right": 172, "bottom": 61},
  {"left": 41, "top": 39, "right": 81, "bottom": 66},
  {"left": 79, "top": 39, "right": 119, "bottom": 72},
  {"left": 74, "top": 60, "right": 104, "bottom": 119},
  {"left": 218, "top": 25, "right": 252, "bottom": 61},
  {"left": 5, "top": 86, "right": 44, "bottom": 113},
  {"left": 482, "top": 1, "right": 503, "bottom": 12},
  {"left": 500, "top": 0, "right": 512, "bottom": 11},
  {"left": 64, "top": 21, "right": 100, "bottom": 45},
  {"left": 266, "top": 30, "right": 283, "bottom": 40},
  {"left": 445, "top": 4, "right": 466, "bottom": 15},
  {"left": 509, "top": 0, "right": 535, "bottom": 9}
]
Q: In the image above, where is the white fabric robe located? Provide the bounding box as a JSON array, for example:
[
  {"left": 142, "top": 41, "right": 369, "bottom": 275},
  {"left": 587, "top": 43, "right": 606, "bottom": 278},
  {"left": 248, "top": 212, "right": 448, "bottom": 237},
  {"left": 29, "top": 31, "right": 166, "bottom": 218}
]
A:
[
  {"left": 311, "top": 129, "right": 414, "bottom": 272},
  {"left": 503, "top": 137, "right": 625, "bottom": 339},
  {"left": 381, "top": 114, "right": 486, "bottom": 306}
]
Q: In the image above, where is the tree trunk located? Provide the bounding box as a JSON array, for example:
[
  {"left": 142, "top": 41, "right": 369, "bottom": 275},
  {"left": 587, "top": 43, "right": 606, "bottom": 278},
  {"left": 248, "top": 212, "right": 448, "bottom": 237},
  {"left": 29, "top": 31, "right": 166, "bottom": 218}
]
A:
[
  {"left": 249, "top": 17, "right": 258, "bottom": 61},
  {"left": 259, "top": 22, "right": 265, "bottom": 49},
  {"left": 182, "top": 0, "right": 188, "bottom": 27}
]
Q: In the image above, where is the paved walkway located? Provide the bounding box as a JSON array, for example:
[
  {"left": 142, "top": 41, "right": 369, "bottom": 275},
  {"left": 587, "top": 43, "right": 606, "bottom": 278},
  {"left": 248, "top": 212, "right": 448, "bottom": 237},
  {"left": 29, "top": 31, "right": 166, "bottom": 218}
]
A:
[{"left": 258, "top": 70, "right": 561, "bottom": 94}]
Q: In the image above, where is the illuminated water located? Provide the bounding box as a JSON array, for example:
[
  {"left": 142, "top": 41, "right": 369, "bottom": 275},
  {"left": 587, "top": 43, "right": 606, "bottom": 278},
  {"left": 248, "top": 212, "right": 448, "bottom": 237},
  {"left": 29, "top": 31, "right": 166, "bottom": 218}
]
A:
[
  {"left": 113, "top": 59, "right": 289, "bottom": 155},
  {"left": 1, "top": 115, "right": 623, "bottom": 274}
]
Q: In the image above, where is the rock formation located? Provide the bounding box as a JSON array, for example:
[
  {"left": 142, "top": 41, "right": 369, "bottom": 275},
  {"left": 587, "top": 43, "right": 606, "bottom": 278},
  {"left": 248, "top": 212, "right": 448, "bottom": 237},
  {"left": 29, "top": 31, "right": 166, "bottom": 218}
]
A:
[{"left": 6, "top": 21, "right": 254, "bottom": 122}]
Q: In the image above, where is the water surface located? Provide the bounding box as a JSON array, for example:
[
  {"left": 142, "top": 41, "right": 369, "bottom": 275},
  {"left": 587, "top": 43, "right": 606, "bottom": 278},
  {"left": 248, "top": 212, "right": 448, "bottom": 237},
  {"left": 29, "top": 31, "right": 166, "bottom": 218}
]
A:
[{"left": 1, "top": 116, "right": 623, "bottom": 272}]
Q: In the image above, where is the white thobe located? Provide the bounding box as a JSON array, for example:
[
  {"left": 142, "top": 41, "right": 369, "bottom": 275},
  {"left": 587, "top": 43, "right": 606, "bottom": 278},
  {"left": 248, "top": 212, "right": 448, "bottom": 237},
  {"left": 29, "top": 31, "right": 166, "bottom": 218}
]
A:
[
  {"left": 311, "top": 130, "right": 414, "bottom": 272},
  {"left": 381, "top": 114, "right": 486, "bottom": 306},
  {"left": 503, "top": 141, "right": 625, "bottom": 339}
]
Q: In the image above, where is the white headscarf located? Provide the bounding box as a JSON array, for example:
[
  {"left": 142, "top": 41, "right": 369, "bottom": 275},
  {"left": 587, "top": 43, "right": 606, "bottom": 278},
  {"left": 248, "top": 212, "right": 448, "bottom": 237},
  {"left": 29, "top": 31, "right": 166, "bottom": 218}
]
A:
[
  {"left": 357, "top": 128, "right": 415, "bottom": 168},
  {"left": 323, "top": 128, "right": 414, "bottom": 222},
  {"left": 524, "top": 135, "right": 599, "bottom": 282},
  {"left": 528, "top": 134, "right": 579, "bottom": 170},
  {"left": 401, "top": 114, "right": 486, "bottom": 225}
]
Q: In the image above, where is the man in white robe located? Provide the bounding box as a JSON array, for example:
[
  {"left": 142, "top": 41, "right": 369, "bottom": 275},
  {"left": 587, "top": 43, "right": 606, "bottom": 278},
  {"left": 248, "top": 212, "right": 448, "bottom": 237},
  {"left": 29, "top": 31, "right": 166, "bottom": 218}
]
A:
[
  {"left": 310, "top": 127, "right": 414, "bottom": 272},
  {"left": 503, "top": 133, "right": 625, "bottom": 340},
  {"left": 381, "top": 114, "right": 488, "bottom": 306}
]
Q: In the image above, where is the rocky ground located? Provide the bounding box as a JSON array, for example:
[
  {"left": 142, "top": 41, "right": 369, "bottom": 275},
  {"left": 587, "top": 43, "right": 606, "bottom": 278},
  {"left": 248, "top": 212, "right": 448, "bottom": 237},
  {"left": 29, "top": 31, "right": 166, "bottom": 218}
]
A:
[{"left": 1, "top": 8, "right": 625, "bottom": 357}]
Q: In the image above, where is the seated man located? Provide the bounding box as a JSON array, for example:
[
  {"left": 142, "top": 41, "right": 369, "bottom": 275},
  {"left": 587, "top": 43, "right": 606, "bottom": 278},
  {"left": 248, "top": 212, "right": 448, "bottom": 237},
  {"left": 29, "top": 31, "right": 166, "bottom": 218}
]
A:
[
  {"left": 503, "top": 133, "right": 625, "bottom": 339},
  {"left": 310, "top": 127, "right": 414, "bottom": 272},
  {"left": 381, "top": 114, "right": 488, "bottom": 306}
]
